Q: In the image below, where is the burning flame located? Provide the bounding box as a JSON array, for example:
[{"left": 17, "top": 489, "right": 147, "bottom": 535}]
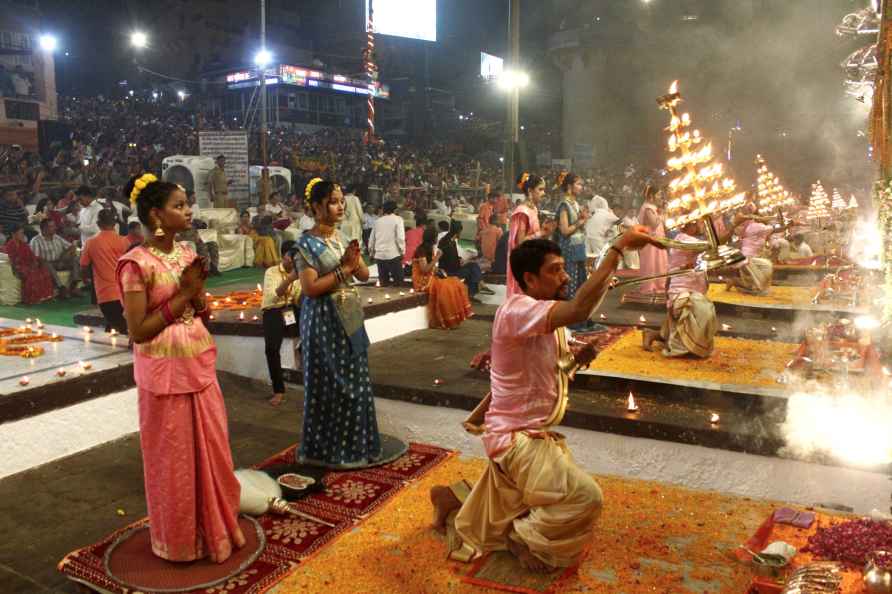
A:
[
  {"left": 627, "top": 392, "right": 639, "bottom": 413},
  {"left": 19, "top": 376, "right": 30, "bottom": 386},
  {"left": 638, "top": 315, "right": 647, "bottom": 324},
  {"left": 238, "top": 312, "right": 245, "bottom": 320},
  {"left": 709, "top": 413, "right": 720, "bottom": 425},
  {"left": 669, "top": 80, "right": 678, "bottom": 94},
  {"left": 256, "top": 284, "right": 262, "bottom": 292}
]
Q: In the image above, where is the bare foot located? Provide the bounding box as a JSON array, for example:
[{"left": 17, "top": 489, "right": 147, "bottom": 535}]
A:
[
  {"left": 430, "top": 485, "right": 462, "bottom": 534},
  {"left": 268, "top": 393, "right": 285, "bottom": 406},
  {"left": 507, "top": 537, "right": 555, "bottom": 573},
  {"left": 642, "top": 329, "right": 660, "bottom": 352}
]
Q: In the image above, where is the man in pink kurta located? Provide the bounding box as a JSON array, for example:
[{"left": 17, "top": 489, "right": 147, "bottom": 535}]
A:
[
  {"left": 643, "top": 224, "right": 716, "bottom": 358},
  {"left": 728, "top": 219, "right": 776, "bottom": 294},
  {"left": 429, "top": 229, "right": 660, "bottom": 572}
]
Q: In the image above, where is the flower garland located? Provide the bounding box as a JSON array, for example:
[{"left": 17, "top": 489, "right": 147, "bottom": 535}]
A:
[
  {"left": 304, "top": 177, "right": 323, "bottom": 210},
  {"left": 873, "top": 178, "right": 892, "bottom": 321},
  {"left": 129, "top": 173, "right": 158, "bottom": 207}
]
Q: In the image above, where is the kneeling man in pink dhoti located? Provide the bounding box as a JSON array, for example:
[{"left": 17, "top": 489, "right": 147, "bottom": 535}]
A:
[{"left": 430, "top": 227, "right": 659, "bottom": 572}]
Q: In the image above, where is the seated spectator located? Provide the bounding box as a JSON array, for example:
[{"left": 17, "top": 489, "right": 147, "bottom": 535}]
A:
[
  {"left": 437, "top": 220, "right": 486, "bottom": 301},
  {"left": 479, "top": 213, "right": 503, "bottom": 262},
  {"left": 238, "top": 209, "right": 280, "bottom": 268},
  {"left": 0, "top": 189, "right": 28, "bottom": 237},
  {"left": 80, "top": 209, "right": 130, "bottom": 333},
  {"left": 264, "top": 191, "right": 285, "bottom": 218},
  {"left": 791, "top": 234, "right": 814, "bottom": 259},
  {"left": 412, "top": 226, "right": 473, "bottom": 329},
  {"left": 30, "top": 219, "right": 82, "bottom": 299},
  {"left": 1, "top": 224, "right": 54, "bottom": 304}
]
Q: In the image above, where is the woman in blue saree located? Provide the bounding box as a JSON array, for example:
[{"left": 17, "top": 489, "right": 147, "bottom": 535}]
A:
[{"left": 295, "top": 178, "right": 382, "bottom": 468}]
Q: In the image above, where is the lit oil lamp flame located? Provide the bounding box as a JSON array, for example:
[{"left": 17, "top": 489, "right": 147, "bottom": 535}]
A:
[
  {"left": 19, "top": 376, "right": 30, "bottom": 386},
  {"left": 251, "top": 315, "right": 259, "bottom": 321},
  {"left": 82, "top": 326, "right": 93, "bottom": 334},
  {"left": 721, "top": 323, "right": 732, "bottom": 332},
  {"left": 208, "top": 314, "right": 215, "bottom": 320},
  {"left": 110, "top": 329, "right": 117, "bottom": 336},
  {"left": 79, "top": 360, "right": 92, "bottom": 370},
  {"left": 51, "top": 333, "right": 58, "bottom": 339},
  {"left": 36, "top": 318, "right": 43, "bottom": 328},
  {"left": 399, "top": 291, "right": 405, "bottom": 296},
  {"left": 669, "top": 80, "right": 678, "bottom": 94},
  {"left": 710, "top": 413, "right": 720, "bottom": 425},
  {"left": 385, "top": 294, "right": 391, "bottom": 300},
  {"left": 238, "top": 311, "right": 245, "bottom": 321},
  {"left": 627, "top": 392, "right": 639, "bottom": 413},
  {"left": 205, "top": 292, "right": 212, "bottom": 297},
  {"left": 638, "top": 315, "right": 647, "bottom": 324},
  {"left": 212, "top": 301, "right": 219, "bottom": 307},
  {"left": 367, "top": 297, "right": 373, "bottom": 303},
  {"left": 256, "top": 284, "right": 262, "bottom": 292},
  {"left": 56, "top": 369, "right": 66, "bottom": 377},
  {"left": 771, "top": 327, "right": 777, "bottom": 333},
  {"left": 409, "top": 288, "right": 415, "bottom": 294},
  {"left": 375, "top": 280, "right": 381, "bottom": 287},
  {"left": 599, "top": 313, "right": 607, "bottom": 321}
]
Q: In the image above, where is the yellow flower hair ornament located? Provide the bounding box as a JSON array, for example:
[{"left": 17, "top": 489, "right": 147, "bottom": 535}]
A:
[
  {"left": 304, "top": 177, "right": 323, "bottom": 210},
  {"left": 516, "top": 172, "right": 530, "bottom": 191},
  {"left": 129, "top": 173, "right": 159, "bottom": 207}
]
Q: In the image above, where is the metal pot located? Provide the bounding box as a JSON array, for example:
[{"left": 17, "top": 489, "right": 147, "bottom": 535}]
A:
[{"left": 864, "top": 550, "right": 892, "bottom": 594}]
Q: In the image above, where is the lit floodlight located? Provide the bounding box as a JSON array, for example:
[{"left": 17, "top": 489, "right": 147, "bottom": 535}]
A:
[
  {"left": 254, "top": 49, "right": 273, "bottom": 68},
  {"left": 131, "top": 31, "right": 148, "bottom": 49},
  {"left": 38, "top": 34, "right": 57, "bottom": 52}
]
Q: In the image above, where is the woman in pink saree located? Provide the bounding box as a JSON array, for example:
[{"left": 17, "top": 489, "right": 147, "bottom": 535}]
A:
[
  {"left": 117, "top": 175, "right": 244, "bottom": 563},
  {"left": 506, "top": 173, "right": 556, "bottom": 297},
  {"left": 637, "top": 185, "right": 668, "bottom": 294}
]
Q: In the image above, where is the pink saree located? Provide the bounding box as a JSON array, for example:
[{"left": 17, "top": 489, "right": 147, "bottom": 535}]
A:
[
  {"left": 116, "top": 244, "right": 243, "bottom": 562},
  {"left": 637, "top": 202, "right": 668, "bottom": 294},
  {"left": 506, "top": 204, "right": 541, "bottom": 297}
]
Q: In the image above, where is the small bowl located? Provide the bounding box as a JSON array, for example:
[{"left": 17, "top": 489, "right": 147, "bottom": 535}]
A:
[{"left": 277, "top": 473, "right": 316, "bottom": 493}]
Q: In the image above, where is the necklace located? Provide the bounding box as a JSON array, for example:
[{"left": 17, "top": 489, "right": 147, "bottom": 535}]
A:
[{"left": 147, "top": 243, "right": 182, "bottom": 265}]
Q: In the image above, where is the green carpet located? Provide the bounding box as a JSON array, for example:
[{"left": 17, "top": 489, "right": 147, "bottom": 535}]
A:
[{"left": 0, "top": 267, "right": 266, "bottom": 328}]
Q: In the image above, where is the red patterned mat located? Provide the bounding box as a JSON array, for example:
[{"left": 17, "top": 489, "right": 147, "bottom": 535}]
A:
[{"left": 57, "top": 442, "right": 453, "bottom": 594}]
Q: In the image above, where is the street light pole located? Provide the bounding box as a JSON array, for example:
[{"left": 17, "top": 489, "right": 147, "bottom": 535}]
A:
[
  {"left": 259, "top": 0, "right": 270, "bottom": 206},
  {"left": 504, "top": 0, "right": 520, "bottom": 193}
]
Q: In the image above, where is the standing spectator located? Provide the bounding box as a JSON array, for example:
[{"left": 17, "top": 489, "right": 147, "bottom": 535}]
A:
[
  {"left": 30, "top": 219, "right": 82, "bottom": 298},
  {"left": 368, "top": 200, "right": 406, "bottom": 286},
  {"left": 0, "top": 189, "right": 27, "bottom": 235},
  {"left": 403, "top": 210, "right": 427, "bottom": 270},
  {"left": 477, "top": 192, "right": 497, "bottom": 245},
  {"left": 126, "top": 221, "right": 144, "bottom": 246},
  {"left": 361, "top": 203, "right": 378, "bottom": 249},
  {"left": 262, "top": 240, "right": 302, "bottom": 407},
  {"left": 80, "top": 209, "right": 130, "bottom": 333},
  {"left": 76, "top": 185, "right": 103, "bottom": 247},
  {"left": 341, "top": 184, "right": 364, "bottom": 244},
  {"left": 208, "top": 155, "right": 229, "bottom": 208},
  {"left": 479, "top": 213, "right": 503, "bottom": 262}
]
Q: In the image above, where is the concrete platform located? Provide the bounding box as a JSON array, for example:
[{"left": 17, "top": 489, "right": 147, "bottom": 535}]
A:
[{"left": 0, "top": 322, "right": 133, "bottom": 424}]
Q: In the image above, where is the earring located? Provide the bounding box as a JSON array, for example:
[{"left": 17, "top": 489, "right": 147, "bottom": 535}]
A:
[{"left": 154, "top": 227, "right": 165, "bottom": 238}]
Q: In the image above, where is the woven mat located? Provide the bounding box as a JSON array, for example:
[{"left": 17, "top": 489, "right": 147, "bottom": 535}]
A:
[{"left": 57, "top": 442, "right": 453, "bottom": 594}]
